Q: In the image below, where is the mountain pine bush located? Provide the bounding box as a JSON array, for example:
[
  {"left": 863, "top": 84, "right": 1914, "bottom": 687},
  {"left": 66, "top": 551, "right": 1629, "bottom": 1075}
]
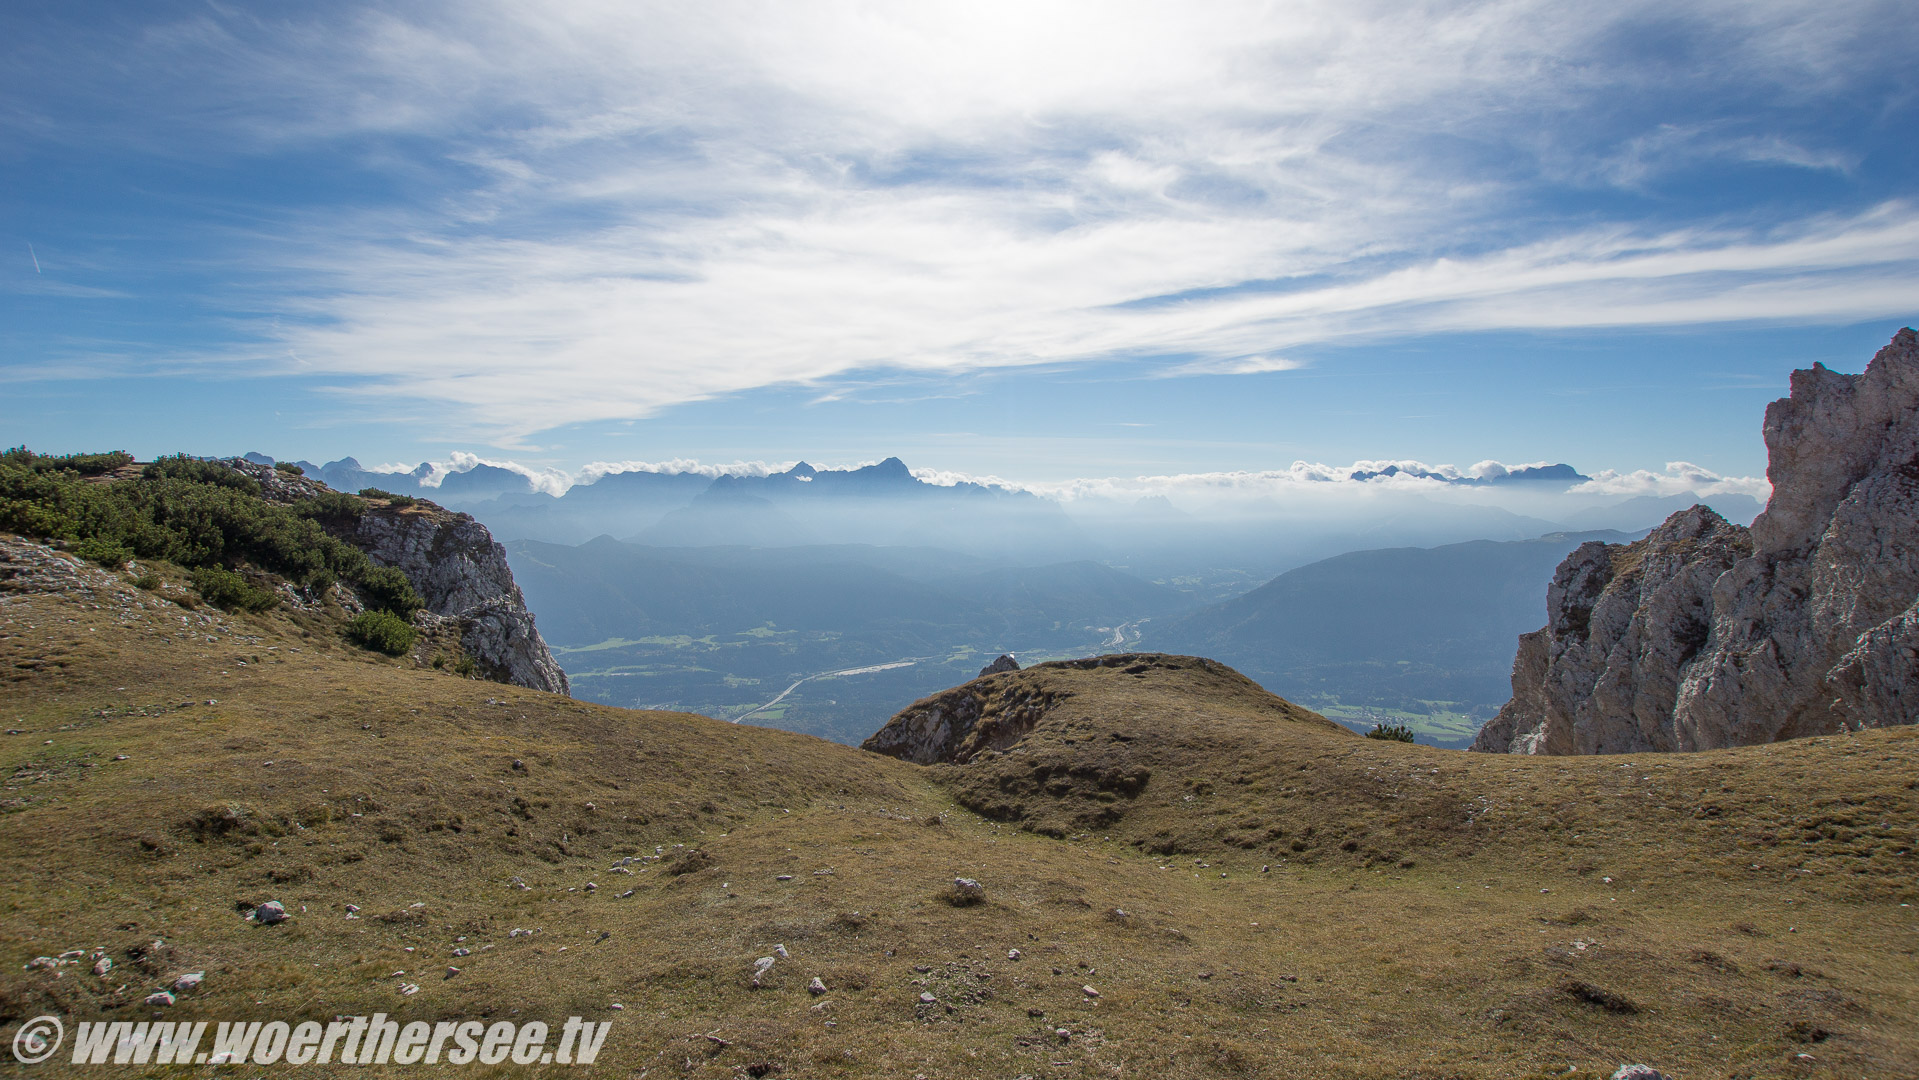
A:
[{"left": 0, "top": 447, "right": 422, "bottom": 617}]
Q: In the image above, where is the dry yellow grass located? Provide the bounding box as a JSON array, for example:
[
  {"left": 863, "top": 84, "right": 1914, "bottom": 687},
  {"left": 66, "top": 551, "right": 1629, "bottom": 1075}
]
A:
[{"left": 1, "top": 556, "right": 1916, "bottom": 1079}]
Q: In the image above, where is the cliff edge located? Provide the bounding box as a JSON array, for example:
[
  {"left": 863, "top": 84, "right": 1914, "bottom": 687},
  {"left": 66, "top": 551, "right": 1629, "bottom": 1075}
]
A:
[
  {"left": 1476, "top": 328, "right": 1919, "bottom": 753},
  {"left": 218, "top": 459, "right": 570, "bottom": 695}
]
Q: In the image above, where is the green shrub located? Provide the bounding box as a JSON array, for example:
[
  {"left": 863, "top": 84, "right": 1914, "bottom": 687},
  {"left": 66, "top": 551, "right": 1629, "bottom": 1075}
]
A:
[
  {"left": 72, "top": 536, "right": 133, "bottom": 567},
  {"left": 132, "top": 573, "right": 162, "bottom": 591},
  {"left": 347, "top": 610, "right": 419, "bottom": 656},
  {"left": 1365, "top": 722, "right": 1417, "bottom": 743},
  {"left": 358, "top": 566, "right": 423, "bottom": 618},
  {"left": 0, "top": 447, "right": 134, "bottom": 476},
  {"left": 359, "top": 487, "right": 417, "bottom": 508},
  {"left": 0, "top": 448, "right": 422, "bottom": 617},
  {"left": 453, "top": 655, "right": 477, "bottom": 677},
  {"left": 142, "top": 454, "right": 261, "bottom": 494},
  {"left": 273, "top": 461, "right": 304, "bottom": 476},
  {"left": 190, "top": 566, "right": 280, "bottom": 613}
]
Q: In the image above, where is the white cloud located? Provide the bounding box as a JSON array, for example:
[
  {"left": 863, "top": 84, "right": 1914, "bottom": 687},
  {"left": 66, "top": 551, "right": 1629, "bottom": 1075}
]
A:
[
  {"left": 1571, "top": 461, "right": 1772, "bottom": 499},
  {"left": 1155, "top": 355, "right": 1306, "bottom": 378},
  {"left": 29, "top": 1, "right": 1918, "bottom": 443},
  {"left": 577, "top": 458, "right": 798, "bottom": 484}
]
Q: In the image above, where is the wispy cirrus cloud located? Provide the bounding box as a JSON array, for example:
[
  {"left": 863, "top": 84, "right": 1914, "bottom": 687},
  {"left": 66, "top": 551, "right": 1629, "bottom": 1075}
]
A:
[{"left": 6, "top": 0, "right": 1916, "bottom": 448}]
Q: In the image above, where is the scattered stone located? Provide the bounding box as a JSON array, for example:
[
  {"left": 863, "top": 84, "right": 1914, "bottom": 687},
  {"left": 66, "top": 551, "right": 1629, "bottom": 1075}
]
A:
[
  {"left": 609, "top": 1003, "right": 624, "bottom": 1010},
  {"left": 1082, "top": 985, "right": 1100, "bottom": 998},
  {"left": 250, "top": 900, "right": 288, "bottom": 924},
  {"left": 144, "top": 991, "right": 175, "bottom": 1007},
  {"left": 344, "top": 904, "right": 360, "bottom": 914},
  {"left": 24, "top": 957, "right": 56, "bottom": 970},
  {"left": 808, "top": 977, "right": 827, "bottom": 995},
  {"left": 172, "top": 972, "right": 204, "bottom": 993},
  {"left": 752, "top": 956, "right": 775, "bottom": 988},
  {"left": 919, "top": 991, "right": 937, "bottom": 1004},
  {"left": 399, "top": 983, "right": 419, "bottom": 996},
  {"left": 776, "top": 874, "right": 794, "bottom": 881},
  {"left": 445, "top": 966, "right": 460, "bottom": 979},
  {"left": 1611, "top": 1067, "right": 1671, "bottom": 1080},
  {"left": 451, "top": 948, "right": 470, "bottom": 957},
  {"left": 584, "top": 882, "right": 597, "bottom": 891},
  {"left": 1008, "top": 948, "right": 1022, "bottom": 961},
  {"left": 618, "top": 889, "right": 635, "bottom": 899},
  {"left": 92, "top": 956, "right": 112, "bottom": 976},
  {"left": 947, "top": 878, "right": 986, "bottom": 906},
  {"left": 773, "top": 944, "right": 790, "bottom": 959},
  {"left": 1055, "top": 1027, "right": 1071, "bottom": 1040}
]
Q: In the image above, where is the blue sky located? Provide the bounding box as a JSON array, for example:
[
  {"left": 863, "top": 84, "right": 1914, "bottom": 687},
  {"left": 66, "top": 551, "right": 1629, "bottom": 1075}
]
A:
[{"left": 4, "top": 1, "right": 1916, "bottom": 497}]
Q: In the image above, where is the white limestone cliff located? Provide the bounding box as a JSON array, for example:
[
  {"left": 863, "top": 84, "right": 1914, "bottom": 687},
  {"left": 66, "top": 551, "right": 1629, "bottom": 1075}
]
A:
[{"left": 1475, "top": 328, "right": 1919, "bottom": 753}]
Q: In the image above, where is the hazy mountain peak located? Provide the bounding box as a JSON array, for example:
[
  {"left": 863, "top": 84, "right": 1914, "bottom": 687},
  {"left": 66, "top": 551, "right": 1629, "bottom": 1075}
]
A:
[{"left": 858, "top": 456, "right": 914, "bottom": 481}]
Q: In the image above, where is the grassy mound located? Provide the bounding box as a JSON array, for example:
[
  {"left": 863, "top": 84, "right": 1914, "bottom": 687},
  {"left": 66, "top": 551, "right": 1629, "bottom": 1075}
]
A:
[{"left": 0, "top": 572, "right": 1914, "bottom": 1077}]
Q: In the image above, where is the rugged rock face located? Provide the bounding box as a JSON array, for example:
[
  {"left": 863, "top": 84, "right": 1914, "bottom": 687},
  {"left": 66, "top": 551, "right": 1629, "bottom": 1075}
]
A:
[
  {"left": 978, "top": 654, "right": 1021, "bottom": 678},
  {"left": 1476, "top": 329, "right": 1919, "bottom": 753},
  {"left": 1470, "top": 508, "right": 1752, "bottom": 753},
  {"left": 862, "top": 662, "right": 1066, "bottom": 765},
  {"left": 217, "top": 460, "right": 569, "bottom": 695},
  {"left": 345, "top": 504, "right": 570, "bottom": 695}
]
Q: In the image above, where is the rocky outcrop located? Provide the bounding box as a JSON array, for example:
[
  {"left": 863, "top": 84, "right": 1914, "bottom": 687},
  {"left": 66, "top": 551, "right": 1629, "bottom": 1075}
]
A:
[
  {"left": 1470, "top": 508, "right": 1751, "bottom": 753},
  {"left": 215, "top": 459, "right": 569, "bottom": 695},
  {"left": 1476, "top": 329, "right": 1919, "bottom": 753},
  {"left": 978, "top": 654, "right": 1020, "bottom": 678},
  {"left": 863, "top": 664, "right": 1069, "bottom": 765},
  {"left": 345, "top": 504, "right": 570, "bottom": 695}
]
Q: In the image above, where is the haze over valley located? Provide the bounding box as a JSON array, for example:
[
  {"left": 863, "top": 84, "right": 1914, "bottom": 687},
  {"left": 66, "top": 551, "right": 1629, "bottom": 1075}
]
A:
[{"left": 241, "top": 450, "right": 1761, "bottom": 745}]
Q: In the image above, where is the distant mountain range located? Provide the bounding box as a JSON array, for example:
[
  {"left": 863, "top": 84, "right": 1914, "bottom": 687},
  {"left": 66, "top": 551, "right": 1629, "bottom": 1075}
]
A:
[
  {"left": 1346, "top": 462, "right": 1589, "bottom": 485},
  {"left": 1144, "top": 529, "right": 1641, "bottom": 744}
]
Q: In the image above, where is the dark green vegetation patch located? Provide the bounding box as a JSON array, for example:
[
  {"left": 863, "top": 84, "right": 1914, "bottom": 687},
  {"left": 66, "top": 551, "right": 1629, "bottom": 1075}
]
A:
[
  {"left": 346, "top": 610, "right": 421, "bottom": 656},
  {"left": 0, "top": 447, "right": 422, "bottom": 617}
]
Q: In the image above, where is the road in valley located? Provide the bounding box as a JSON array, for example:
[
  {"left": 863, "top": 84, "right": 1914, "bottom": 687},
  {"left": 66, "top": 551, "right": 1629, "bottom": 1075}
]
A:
[{"left": 732, "top": 658, "right": 928, "bottom": 723}]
